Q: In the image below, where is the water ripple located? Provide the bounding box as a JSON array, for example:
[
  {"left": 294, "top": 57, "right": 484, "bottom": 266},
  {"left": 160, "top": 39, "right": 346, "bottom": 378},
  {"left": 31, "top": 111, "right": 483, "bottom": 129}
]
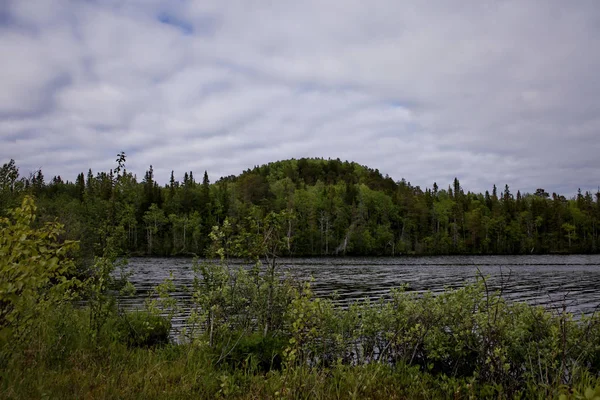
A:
[{"left": 118, "top": 255, "right": 600, "bottom": 332}]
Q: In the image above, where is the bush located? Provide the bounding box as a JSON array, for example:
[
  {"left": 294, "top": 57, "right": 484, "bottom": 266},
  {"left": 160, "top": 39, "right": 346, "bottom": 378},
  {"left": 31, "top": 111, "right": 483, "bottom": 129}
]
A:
[
  {"left": 0, "top": 196, "right": 79, "bottom": 347},
  {"left": 218, "top": 332, "right": 287, "bottom": 371},
  {"left": 116, "top": 310, "right": 171, "bottom": 348}
]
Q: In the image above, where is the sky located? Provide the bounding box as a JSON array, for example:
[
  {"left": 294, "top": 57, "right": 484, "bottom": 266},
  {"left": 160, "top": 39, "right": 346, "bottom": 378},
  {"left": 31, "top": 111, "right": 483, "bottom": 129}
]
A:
[{"left": 1, "top": 0, "right": 599, "bottom": 196}]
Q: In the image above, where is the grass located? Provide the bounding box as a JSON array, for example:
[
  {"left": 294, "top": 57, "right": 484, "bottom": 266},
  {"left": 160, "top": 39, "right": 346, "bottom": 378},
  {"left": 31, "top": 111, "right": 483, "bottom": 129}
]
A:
[{"left": 2, "top": 292, "right": 600, "bottom": 400}]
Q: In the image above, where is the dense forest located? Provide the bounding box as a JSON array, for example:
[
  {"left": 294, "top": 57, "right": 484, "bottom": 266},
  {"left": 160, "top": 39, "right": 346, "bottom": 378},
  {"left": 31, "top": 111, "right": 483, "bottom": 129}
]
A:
[{"left": 1, "top": 154, "right": 599, "bottom": 257}]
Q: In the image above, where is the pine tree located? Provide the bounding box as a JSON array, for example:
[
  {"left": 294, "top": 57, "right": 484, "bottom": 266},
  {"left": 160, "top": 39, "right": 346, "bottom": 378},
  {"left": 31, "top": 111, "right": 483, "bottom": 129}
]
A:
[
  {"left": 75, "top": 173, "right": 85, "bottom": 202},
  {"left": 201, "top": 171, "right": 211, "bottom": 214},
  {"left": 86, "top": 169, "right": 94, "bottom": 196}
]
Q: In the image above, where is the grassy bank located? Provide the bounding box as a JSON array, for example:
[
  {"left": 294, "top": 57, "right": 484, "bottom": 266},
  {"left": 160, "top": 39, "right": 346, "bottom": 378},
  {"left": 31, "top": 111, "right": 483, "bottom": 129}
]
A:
[{"left": 2, "top": 288, "right": 600, "bottom": 399}]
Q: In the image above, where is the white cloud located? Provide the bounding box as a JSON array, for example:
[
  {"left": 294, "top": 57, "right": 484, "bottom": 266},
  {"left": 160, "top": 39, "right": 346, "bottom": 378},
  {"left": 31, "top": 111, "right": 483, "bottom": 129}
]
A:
[{"left": 0, "top": 0, "right": 599, "bottom": 195}]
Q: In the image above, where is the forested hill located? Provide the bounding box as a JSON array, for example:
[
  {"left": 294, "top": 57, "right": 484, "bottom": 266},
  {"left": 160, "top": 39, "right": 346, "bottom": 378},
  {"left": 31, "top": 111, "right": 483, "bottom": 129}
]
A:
[
  {"left": 1, "top": 156, "right": 599, "bottom": 257},
  {"left": 219, "top": 158, "right": 398, "bottom": 199}
]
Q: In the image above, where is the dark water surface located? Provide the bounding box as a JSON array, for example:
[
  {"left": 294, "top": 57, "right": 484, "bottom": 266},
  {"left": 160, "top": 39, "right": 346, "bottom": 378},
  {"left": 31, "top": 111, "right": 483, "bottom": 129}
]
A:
[{"left": 120, "top": 255, "right": 600, "bottom": 331}]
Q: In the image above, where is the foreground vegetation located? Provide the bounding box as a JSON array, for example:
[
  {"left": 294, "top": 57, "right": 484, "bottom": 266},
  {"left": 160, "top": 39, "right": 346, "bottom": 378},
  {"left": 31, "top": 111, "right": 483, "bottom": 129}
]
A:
[
  {"left": 2, "top": 197, "right": 600, "bottom": 399},
  {"left": 2, "top": 155, "right": 600, "bottom": 258}
]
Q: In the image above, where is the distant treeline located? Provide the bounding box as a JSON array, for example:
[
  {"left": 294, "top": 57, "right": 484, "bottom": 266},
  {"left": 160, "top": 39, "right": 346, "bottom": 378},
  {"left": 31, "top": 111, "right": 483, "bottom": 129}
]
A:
[{"left": 1, "top": 155, "right": 599, "bottom": 257}]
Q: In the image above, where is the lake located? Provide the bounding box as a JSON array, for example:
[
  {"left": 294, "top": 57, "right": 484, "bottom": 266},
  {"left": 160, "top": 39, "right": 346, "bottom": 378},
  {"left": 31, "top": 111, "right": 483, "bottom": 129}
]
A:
[{"left": 119, "top": 254, "right": 600, "bottom": 331}]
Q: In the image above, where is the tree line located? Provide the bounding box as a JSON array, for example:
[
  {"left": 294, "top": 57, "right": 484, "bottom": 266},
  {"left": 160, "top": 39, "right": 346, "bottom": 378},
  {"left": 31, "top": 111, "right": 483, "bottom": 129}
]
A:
[{"left": 1, "top": 155, "right": 599, "bottom": 257}]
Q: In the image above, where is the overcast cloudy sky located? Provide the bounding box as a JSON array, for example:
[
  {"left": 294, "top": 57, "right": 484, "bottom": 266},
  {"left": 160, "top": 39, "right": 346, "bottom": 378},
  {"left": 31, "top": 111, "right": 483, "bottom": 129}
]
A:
[{"left": 1, "top": 0, "right": 599, "bottom": 195}]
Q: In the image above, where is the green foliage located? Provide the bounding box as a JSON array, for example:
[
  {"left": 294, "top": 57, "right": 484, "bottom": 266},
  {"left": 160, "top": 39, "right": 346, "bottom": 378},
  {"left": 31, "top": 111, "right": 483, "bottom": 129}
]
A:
[
  {"left": 186, "top": 213, "right": 297, "bottom": 353},
  {"left": 145, "top": 272, "right": 178, "bottom": 321},
  {"left": 83, "top": 229, "right": 133, "bottom": 340},
  {"left": 4, "top": 155, "right": 600, "bottom": 257},
  {"left": 170, "top": 214, "right": 600, "bottom": 397},
  {"left": 115, "top": 310, "right": 171, "bottom": 348},
  {"left": 2, "top": 301, "right": 600, "bottom": 400},
  {"left": 0, "top": 196, "right": 80, "bottom": 344},
  {"left": 219, "top": 332, "right": 287, "bottom": 372},
  {"left": 281, "top": 277, "right": 600, "bottom": 397}
]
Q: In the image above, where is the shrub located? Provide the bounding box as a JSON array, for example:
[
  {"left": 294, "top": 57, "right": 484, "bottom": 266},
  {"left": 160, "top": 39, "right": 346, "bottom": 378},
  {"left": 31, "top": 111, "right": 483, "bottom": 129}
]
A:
[
  {"left": 116, "top": 310, "right": 171, "bottom": 348},
  {"left": 215, "top": 332, "right": 287, "bottom": 371},
  {"left": 0, "top": 196, "right": 79, "bottom": 346}
]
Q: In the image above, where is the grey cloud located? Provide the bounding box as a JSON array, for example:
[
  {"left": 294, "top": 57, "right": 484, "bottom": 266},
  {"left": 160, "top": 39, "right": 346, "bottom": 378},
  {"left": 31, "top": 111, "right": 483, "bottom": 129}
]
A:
[{"left": 0, "top": 0, "right": 599, "bottom": 196}]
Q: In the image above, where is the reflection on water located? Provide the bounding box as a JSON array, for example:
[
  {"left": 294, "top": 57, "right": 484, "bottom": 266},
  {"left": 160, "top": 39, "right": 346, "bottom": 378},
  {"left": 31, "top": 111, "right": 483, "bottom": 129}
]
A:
[{"left": 119, "top": 255, "right": 600, "bottom": 331}]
